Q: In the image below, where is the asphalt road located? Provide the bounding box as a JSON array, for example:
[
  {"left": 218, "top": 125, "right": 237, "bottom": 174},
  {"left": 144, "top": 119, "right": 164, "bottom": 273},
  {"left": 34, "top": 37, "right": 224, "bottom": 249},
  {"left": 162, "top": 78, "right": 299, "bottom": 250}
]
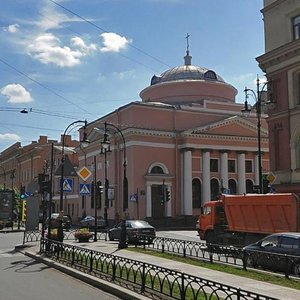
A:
[
  {"left": 157, "top": 229, "right": 201, "bottom": 242},
  {"left": 0, "top": 232, "right": 121, "bottom": 300}
]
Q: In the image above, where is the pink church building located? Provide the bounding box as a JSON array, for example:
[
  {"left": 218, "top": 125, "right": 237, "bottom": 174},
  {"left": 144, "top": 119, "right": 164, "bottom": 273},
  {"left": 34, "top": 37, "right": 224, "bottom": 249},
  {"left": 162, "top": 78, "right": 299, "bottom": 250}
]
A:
[{"left": 77, "top": 49, "right": 270, "bottom": 226}]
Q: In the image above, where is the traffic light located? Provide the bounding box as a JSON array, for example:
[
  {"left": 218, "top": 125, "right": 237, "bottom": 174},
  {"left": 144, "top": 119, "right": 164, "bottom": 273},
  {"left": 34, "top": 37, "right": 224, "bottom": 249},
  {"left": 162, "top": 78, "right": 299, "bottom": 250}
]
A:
[
  {"left": 166, "top": 189, "right": 170, "bottom": 202},
  {"left": 20, "top": 185, "right": 26, "bottom": 200},
  {"left": 96, "top": 181, "right": 102, "bottom": 209},
  {"left": 262, "top": 175, "right": 270, "bottom": 194},
  {"left": 21, "top": 200, "right": 27, "bottom": 221},
  {"left": 96, "top": 180, "right": 103, "bottom": 195}
]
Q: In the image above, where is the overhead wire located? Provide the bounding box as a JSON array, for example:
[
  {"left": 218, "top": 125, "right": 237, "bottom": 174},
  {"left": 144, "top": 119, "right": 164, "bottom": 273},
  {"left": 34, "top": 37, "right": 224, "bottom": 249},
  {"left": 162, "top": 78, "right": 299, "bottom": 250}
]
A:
[
  {"left": 48, "top": 0, "right": 171, "bottom": 69},
  {"left": 0, "top": 57, "right": 95, "bottom": 116}
]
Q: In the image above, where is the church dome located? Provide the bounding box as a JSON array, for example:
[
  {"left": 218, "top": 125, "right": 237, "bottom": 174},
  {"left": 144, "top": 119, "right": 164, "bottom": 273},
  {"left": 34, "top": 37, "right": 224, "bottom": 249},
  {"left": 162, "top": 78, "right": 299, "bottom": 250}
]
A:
[
  {"left": 150, "top": 51, "right": 225, "bottom": 85},
  {"left": 140, "top": 45, "right": 237, "bottom": 104}
]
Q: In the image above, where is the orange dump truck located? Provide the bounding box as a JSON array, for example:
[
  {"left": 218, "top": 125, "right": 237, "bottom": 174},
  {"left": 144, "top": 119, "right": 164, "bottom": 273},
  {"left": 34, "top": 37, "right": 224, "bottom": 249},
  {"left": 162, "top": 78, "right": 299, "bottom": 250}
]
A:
[{"left": 199, "top": 193, "right": 300, "bottom": 246}]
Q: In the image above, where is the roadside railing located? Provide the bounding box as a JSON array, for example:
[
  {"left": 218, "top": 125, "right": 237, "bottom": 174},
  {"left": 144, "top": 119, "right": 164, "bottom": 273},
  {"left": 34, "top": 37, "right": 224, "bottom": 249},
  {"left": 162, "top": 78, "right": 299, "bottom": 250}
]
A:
[
  {"left": 24, "top": 231, "right": 300, "bottom": 279},
  {"left": 40, "top": 237, "right": 277, "bottom": 300},
  {"left": 137, "top": 236, "right": 300, "bottom": 278},
  {"left": 23, "top": 229, "right": 108, "bottom": 244},
  {"left": 140, "top": 236, "right": 244, "bottom": 266}
]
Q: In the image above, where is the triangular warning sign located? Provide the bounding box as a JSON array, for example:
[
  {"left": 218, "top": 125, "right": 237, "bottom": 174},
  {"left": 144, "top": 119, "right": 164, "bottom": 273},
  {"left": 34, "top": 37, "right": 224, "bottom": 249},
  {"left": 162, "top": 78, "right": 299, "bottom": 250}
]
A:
[
  {"left": 63, "top": 179, "right": 72, "bottom": 191},
  {"left": 80, "top": 184, "right": 90, "bottom": 194}
]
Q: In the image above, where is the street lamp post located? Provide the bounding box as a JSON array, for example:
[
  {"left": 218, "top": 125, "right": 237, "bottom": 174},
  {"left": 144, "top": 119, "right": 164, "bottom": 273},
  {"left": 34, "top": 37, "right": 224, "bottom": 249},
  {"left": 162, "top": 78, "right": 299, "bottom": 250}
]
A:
[
  {"left": 93, "top": 155, "right": 98, "bottom": 242},
  {"left": 100, "top": 136, "right": 111, "bottom": 228},
  {"left": 242, "top": 76, "right": 274, "bottom": 194},
  {"left": 58, "top": 120, "right": 89, "bottom": 242},
  {"left": 101, "top": 121, "right": 128, "bottom": 249}
]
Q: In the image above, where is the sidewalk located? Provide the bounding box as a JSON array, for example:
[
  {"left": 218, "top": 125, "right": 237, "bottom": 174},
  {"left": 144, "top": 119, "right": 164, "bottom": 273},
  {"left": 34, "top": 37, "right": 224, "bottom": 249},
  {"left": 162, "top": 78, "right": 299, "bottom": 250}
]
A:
[{"left": 19, "top": 239, "right": 300, "bottom": 300}]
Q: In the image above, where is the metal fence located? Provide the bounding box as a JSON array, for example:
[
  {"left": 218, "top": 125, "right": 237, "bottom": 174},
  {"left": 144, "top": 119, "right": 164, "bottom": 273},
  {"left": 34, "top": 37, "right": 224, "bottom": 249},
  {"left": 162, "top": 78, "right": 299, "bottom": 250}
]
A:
[
  {"left": 40, "top": 237, "right": 277, "bottom": 300},
  {"left": 24, "top": 231, "right": 300, "bottom": 278},
  {"left": 139, "top": 236, "right": 300, "bottom": 278},
  {"left": 23, "top": 229, "right": 108, "bottom": 244}
]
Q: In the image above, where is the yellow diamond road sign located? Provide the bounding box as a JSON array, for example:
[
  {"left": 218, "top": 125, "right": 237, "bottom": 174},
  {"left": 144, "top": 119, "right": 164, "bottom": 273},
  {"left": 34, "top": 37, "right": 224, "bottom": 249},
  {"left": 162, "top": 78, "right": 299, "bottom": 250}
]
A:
[
  {"left": 78, "top": 166, "right": 92, "bottom": 181},
  {"left": 267, "top": 172, "right": 276, "bottom": 184}
]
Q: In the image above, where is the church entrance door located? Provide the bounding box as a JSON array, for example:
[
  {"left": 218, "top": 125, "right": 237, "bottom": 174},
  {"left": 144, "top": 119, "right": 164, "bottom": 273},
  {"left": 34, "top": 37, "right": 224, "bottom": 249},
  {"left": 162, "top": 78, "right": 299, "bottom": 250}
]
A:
[{"left": 151, "top": 185, "right": 164, "bottom": 218}]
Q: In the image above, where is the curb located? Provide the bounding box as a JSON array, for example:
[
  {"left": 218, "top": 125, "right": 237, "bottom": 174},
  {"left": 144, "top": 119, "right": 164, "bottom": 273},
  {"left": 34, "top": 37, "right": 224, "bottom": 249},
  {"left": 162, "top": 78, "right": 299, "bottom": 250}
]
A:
[{"left": 19, "top": 247, "right": 149, "bottom": 300}]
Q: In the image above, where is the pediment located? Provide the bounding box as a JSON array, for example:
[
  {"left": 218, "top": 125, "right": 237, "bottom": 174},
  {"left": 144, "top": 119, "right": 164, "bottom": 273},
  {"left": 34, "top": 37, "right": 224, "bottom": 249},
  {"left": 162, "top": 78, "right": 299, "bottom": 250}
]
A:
[{"left": 185, "top": 116, "right": 268, "bottom": 138}]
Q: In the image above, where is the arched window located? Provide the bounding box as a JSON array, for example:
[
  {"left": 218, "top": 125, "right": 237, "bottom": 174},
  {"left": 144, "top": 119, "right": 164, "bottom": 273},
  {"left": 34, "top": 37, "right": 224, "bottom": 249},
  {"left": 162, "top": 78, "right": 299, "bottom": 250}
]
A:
[
  {"left": 204, "top": 70, "right": 217, "bottom": 80},
  {"left": 228, "top": 179, "right": 237, "bottom": 194},
  {"left": 246, "top": 179, "right": 254, "bottom": 193},
  {"left": 192, "top": 178, "right": 202, "bottom": 208},
  {"left": 150, "top": 166, "right": 164, "bottom": 174},
  {"left": 210, "top": 178, "right": 220, "bottom": 200}
]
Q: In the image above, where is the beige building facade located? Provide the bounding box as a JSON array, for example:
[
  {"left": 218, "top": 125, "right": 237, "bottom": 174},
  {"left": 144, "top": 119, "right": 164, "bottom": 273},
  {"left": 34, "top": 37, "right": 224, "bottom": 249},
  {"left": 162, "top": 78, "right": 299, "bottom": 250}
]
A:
[{"left": 257, "top": 0, "right": 300, "bottom": 193}]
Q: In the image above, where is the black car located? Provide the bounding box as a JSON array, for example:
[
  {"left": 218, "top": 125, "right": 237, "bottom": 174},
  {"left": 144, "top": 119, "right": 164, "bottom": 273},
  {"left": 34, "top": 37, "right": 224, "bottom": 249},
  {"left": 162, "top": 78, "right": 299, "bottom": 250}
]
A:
[
  {"left": 108, "top": 220, "right": 156, "bottom": 244},
  {"left": 243, "top": 232, "right": 300, "bottom": 276},
  {"left": 46, "top": 213, "right": 72, "bottom": 230}
]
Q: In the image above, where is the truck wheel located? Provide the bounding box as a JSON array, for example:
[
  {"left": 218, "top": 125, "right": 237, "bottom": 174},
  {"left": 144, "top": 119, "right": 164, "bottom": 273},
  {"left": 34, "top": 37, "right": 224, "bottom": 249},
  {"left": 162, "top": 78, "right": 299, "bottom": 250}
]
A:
[
  {"left": 206, "top": 232, "right": 215, "bottom": 244},
  {"left": 293, "top": 262, "right": 300, "bottom": 276}
]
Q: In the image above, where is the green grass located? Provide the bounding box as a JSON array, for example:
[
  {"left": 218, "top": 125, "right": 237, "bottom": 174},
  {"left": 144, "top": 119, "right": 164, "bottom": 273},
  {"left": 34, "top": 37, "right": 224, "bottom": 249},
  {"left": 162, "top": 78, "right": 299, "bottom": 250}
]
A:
[
  {"left": 67, "top": 248, "right": 221, "bottom": 299},
  {"left": 127, "top": 247, "right": 300, "bottom": 290}
]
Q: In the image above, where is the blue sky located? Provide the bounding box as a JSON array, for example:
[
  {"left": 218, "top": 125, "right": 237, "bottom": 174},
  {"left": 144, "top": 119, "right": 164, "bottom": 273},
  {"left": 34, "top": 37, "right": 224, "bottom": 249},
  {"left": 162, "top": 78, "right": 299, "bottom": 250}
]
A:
[{"left": 0, "top": 0, "right": 264, "bottom": 152}]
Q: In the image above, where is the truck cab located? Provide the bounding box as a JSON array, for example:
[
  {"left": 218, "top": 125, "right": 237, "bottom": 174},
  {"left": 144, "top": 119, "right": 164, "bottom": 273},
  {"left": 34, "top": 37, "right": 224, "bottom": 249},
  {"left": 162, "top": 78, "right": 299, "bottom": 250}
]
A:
[{"left": 199, "top": 200, "right": 226, "bottom": 242}]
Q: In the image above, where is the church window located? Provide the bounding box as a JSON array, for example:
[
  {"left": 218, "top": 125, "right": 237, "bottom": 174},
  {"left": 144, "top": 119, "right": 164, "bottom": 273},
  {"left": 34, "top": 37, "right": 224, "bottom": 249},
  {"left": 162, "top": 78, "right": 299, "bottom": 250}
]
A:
[
  {"left": 192, "top": 178, "right": 201, "bottom": 208},
  {"left": 210, "top": 178, "right": 220, "bottom": 200},
  {"left": 228, "top": 179, "right": 237, "bottom": 194},
  {"left": 150, "top": 165, "right": 164, "bottom": 174},
  {"left": 204, "top": 70, "right": 217, "bottom": 80},
  {"left": 228, "top": 160, "right": 236, "bottom": 173},
  {"left": 245, "top": 160, "right": 253, "bottom": 173},
  {"left": 246, "top": 179, "right": 254, "bottom": 193},
  {"left": 210, "top": 159, "right": 219, "bottom": 172}
]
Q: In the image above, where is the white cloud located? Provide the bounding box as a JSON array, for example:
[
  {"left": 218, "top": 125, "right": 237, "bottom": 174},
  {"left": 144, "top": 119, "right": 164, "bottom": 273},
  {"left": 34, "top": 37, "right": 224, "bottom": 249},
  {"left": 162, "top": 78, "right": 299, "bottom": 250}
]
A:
[
  {"left": 27, "top": 33, "right": 97, "bottom": 67},
  {"left": 0, "top": 133, "right": 21, "bottom": 142},
  {"left": 37, "top": 5, "right": 82, "bottom": 31},
  {"left": 71, "top": 37, "right": 97, "bottom": 54},
  {"left": 112, "top": 70, "right": 137, "bottom": 80},
  {"left": 1, "top": 83, "right": 33, "bottom": 104},
  {"left": 7, "top": 24, "right": 19, "bottom": 33},
  {"left": 100, "top": 32, "right": 131, "bottom": 53}
]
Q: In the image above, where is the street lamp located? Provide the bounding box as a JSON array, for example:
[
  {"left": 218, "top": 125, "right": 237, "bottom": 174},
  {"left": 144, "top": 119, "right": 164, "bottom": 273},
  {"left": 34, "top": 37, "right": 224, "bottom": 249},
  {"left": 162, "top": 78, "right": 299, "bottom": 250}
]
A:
[
  {"left": 100, "top": 140, "right": 111, "bottom": 228},
  {"left": 58, "top": 120, "right": 89, "bottom": 241},
  {"left": 101, "top": 121, "right": 128, "bottom": 249},
  {"left": 242, "top": 76, "right": 274, "bottom": 194}
]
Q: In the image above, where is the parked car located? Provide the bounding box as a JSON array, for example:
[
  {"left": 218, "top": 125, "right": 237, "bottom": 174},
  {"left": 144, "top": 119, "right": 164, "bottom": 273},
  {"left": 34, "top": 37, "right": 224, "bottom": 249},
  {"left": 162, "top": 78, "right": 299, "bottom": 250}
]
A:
[
  {"left": 80, "top": 215, "right": 106, "bottom": 229},
  {"left": 108, "top": 220, "right": 156, "bottom": 244},
  {"left": 46, "top": 213, "right": 72, "bottom": 230},
  {"left": 243, "top": 232, "right": 300, "bottom": 276}
]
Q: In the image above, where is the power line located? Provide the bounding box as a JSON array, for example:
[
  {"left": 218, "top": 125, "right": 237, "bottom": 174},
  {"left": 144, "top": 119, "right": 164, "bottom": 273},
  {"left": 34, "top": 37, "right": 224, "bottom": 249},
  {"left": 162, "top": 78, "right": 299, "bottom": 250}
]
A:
[
  {"left": 0, "top": 57, "right": 95, "bottom": 116},
  {"left": 48, "top": 0, "right": 171, "bottom": 69},
  {"left": 0, "top": 121, "right": 62, "bottom": 132}
]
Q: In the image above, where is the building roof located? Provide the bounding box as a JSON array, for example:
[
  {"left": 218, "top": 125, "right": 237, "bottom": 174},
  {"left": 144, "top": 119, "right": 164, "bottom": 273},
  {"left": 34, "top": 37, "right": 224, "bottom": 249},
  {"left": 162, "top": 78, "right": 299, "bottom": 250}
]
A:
[{"left": 150, "top": 50, "right": 225, "bottom": 85}]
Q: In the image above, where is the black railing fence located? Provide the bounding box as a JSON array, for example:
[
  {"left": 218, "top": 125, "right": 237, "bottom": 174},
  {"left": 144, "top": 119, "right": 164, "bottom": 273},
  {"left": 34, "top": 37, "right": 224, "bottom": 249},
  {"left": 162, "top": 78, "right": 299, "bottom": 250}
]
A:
[
  {"left": 137, "top": 236, "right": 300, "bottom": 278},
  {"left": 143, "top": 236, "right": 243, "bottom": 265},
  {"left": 23, "top": 229, "right": 108, "bottom": 244},
  {"left": 40, "top": 238, "right": 277, "bottom": 300},
  {"left": 24, "top": 231, "right": 300, "bottom": 279}
]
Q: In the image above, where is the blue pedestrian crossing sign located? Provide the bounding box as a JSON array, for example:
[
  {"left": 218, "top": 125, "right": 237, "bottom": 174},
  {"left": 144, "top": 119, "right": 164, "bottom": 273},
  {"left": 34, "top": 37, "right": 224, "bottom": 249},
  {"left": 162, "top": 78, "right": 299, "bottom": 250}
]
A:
[
  {"left": 79, "top": 183, "right": 91, "bottom": 195},
  {"left": 59, "top": 178, "right": 74, "bottom": 192}
]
